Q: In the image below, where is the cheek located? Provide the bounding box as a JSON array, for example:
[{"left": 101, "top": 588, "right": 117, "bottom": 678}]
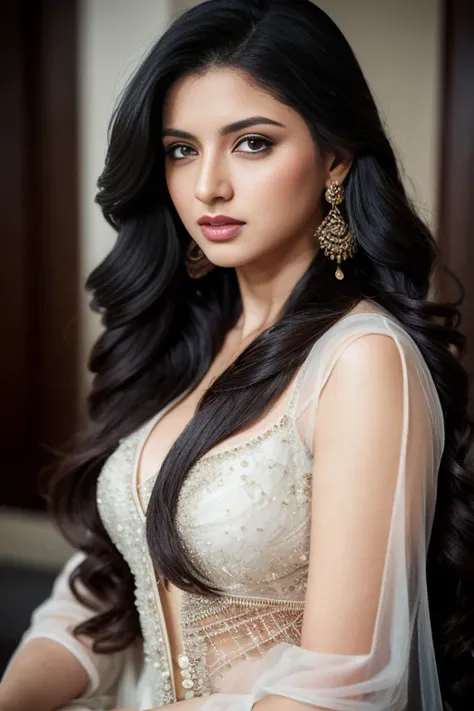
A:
[
  {"left": 249, "top": 151, "right": 322, "bottom": 222},
  {"left": 165, "top": 167, "right": 195, "bottom": 225}
]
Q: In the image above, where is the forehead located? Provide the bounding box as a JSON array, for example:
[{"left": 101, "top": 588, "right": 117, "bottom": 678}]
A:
[{"left": 162, "top": 68, "right": 293, "bottom": 128}]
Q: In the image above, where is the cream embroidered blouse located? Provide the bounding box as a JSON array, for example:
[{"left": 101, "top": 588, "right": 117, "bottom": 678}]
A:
[{"left": 10, "top": 309, "right": 446, "bottom": 711}]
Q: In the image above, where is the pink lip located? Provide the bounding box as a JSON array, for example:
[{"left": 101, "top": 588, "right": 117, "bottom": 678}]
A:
[
  {"left": 197, "top": 214, "right": 244, "bottom": 225},
  {"left": 200, "top": 224, "right": 244, "bottom": 241}
]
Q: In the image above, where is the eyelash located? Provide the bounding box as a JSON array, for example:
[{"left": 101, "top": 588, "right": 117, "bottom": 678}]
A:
[{"left": 164, "top": 134, "right": 274, "bottom": 161}]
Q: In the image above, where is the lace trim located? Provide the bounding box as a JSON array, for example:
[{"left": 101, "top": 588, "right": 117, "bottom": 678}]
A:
[
  {"left": 138, "top": 414, "right": 291, "bottom": 503},
  {"left": 97, "top": 430, "right": 176, "bottom": 706},
  {"left": 177, "top": 592, "right": 305, "bottom": 697}
]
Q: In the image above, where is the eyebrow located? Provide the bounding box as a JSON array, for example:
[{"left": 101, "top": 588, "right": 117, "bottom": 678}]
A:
[{"left": 162, "top": 116, "right": 286, "bottom": 140}]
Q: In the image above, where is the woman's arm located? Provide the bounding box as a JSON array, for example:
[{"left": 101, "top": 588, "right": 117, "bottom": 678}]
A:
[
  {"left": 0, "top": 638, "right": 89, "bottom": 711},
  {"left": 241, "top": 334, "right": 408, "bottom": 711},
  {"left": 162, "top": 325, "right": 443, "bottom": 711},
  {"left": 1, "top": 552, "right": 127, "bottom": 711}
]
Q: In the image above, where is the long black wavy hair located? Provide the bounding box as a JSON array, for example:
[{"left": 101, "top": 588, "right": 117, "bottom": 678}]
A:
[{"left": 46, "top": 1, "right": 474, "bottom": 708}]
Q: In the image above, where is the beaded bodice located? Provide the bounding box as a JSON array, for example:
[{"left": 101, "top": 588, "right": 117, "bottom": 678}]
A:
[
  {"left": 96, "top": 307, "right": 414, "bottom": 706},
  {"left": 97, "top": 356, "right": 312, "bottom": 705},
  {"left": 141, "top": 413, "right": 313, "bottom": 598}
]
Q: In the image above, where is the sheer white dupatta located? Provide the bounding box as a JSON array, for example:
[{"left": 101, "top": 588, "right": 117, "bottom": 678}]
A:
[{"left": 198, "top": 312, "right": 445, "bottom": 711}]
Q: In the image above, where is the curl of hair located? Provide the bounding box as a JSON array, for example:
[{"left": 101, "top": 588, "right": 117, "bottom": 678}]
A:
[{"left": 45, "top": 1, "right": 474, "bottom": 706}]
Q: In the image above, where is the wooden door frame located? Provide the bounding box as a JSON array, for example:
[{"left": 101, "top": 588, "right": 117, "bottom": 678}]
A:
[
  {"left": 0, "top": 0, "right": 79, "bottom": 509},
  {"left": 437, "top": 0, "right": 474, "bottom": 404}
]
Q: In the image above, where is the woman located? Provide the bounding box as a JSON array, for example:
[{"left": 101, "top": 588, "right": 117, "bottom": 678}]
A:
[{"left": 2, "top": 1, "right": 474, "bottom": 709}]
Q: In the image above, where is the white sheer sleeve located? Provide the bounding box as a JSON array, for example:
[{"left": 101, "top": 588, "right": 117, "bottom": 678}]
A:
[
  {"left": 5, "top": 552, "right": 135, "bottom": 710},
  {"left": 197, "top": 312, "right": 445, "bottom": 711}
]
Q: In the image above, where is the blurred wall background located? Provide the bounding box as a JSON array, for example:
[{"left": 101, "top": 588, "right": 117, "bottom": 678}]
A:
[
  {"left": 1, "top": 0, "right": 444, "bottom": 583},
  {"left": 8, "top": 0, "right": 474, "bottom": 680},
  {"left": 79, "top": 0, "right": 173, "bottom": 396}
]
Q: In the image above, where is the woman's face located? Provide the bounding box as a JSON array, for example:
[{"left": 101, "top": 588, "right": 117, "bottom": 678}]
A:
[{"left": 162, "top": 68, "right": 340, "bottom": 272}]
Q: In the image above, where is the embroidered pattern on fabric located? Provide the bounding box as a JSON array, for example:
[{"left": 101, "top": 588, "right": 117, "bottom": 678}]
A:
[
  {"left": 97, "top": 432, "right": 175, "bottom": 706},
  {"left": 98, "top": 352, "right": 314, "bottom": 702},
  {"left": 179, "top": 592, "right": 305, "bottom": 696}
]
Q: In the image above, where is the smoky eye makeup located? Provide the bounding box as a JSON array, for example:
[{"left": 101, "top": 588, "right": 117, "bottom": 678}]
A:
[{"left": 163, "top": 133, "right": 275, "bottom": 161}]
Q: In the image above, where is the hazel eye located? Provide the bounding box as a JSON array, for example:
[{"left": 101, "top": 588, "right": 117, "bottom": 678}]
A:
[
  {"left": 236, "top": 135, "right": 274, "bottom": 155},
  {"left": 163, "top": 134, "right": 274, "bottom": 162},
  {"left": 164, "top": 144, "right": 197, "bottom": 161}
]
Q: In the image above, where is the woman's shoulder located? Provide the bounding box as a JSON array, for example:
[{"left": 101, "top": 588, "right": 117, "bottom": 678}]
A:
[
  {"left": 300, "top": 299, "right": 422, "bottom": 390},
  {"left": 338, "top": 298, "right": 399, "bottom": 326},
  {"left": 295, "top": 299, "right": 444, "bottom": 438},
  {"left": 319, "top": 299, "right": 406, "bottom": 348}
]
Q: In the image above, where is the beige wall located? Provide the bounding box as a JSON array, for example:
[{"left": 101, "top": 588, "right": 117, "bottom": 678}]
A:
[
  {"left": 78, "top": 0, "right": 174, "bottom": 392},
  {"left": 315, "top": 0, "right": 441, "bottom": 225}
]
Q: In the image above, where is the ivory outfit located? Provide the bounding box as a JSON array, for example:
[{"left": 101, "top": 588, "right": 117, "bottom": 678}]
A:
[{"left": 9, "top": 309, "right": 445, "bottom": 710}]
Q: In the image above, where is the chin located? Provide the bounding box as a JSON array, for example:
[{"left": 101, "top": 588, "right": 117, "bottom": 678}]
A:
[
  {"left": 207, "top": 254, "right": 255, "bottom": 270},
  {"left": 200, "top": 245, "right": 250, "bottom": 266}
]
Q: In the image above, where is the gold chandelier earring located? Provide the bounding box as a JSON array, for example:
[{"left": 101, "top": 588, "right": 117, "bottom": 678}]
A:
[
  {"left": 185, "top": 239, "right": 216, "bottom": 279},
  {"left": 314, "top": 180, "right": 357, "bottom": 280}
]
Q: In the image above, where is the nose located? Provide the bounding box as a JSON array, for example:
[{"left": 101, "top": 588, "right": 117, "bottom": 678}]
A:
[{"left": 194, "top": 153, "right": 234, "bottom": 204}]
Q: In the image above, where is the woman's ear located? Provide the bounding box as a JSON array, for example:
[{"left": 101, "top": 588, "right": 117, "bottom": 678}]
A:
[{"left": 324, "top": 151, "right": 354, "bottom": 186}]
